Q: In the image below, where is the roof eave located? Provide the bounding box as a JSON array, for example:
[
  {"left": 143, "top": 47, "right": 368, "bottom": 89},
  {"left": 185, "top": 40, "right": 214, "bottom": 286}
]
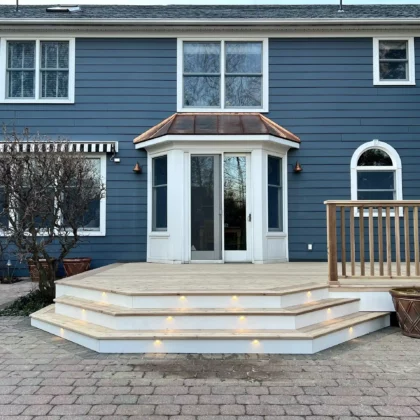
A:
[
  {"left": 135, "top": 134, "right": 300, "bottom": 151},
  {"left": 2, "top": 18, "right": 420, "bottom": 26}
]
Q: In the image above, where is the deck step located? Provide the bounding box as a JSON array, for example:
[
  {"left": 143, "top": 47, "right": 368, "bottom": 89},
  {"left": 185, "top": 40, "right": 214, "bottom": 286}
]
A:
[
  {"left": 54, "top": 296, "right": 361, "bottom": 330},
  {"left": 31, "top": 305, "right": 390, "bottom": 354},
  {"left": 55, "top": 283, "right": 329, "bottom": 309}
]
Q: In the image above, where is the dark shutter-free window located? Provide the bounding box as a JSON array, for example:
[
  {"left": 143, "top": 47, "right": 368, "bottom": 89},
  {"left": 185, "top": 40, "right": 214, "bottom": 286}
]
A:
[
  {"left": 268, "top": 155, "right": 283, "bottom": 231},
  {"left": 356, "top": 149, "right": 395, "bottom": 200},
  {"left": 153, "top": 156, "right": 168, "bottom": 231}
]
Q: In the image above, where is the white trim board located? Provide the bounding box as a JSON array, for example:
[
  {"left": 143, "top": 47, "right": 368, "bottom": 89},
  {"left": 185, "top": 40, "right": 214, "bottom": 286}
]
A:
[{"left": 2, "top": 27, "right": 420, "bottom": 38}]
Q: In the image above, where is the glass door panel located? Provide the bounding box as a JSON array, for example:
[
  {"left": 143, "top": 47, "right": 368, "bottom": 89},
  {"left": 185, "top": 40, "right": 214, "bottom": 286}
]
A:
[
  {"left": 191, "top": 155, "right": 222, "bottom": 260},
  {"left": 224, "top": 154, "right": 250, "bottom": 262}
]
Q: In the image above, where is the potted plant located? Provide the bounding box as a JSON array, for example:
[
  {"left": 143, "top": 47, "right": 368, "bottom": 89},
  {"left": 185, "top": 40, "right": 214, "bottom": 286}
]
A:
[
  {"left": 390, "top": 288, "right": 420, "bottom": 338},
  {"left": 28, "top": 258, "right": 57, "bottom": 283},
  {"left": 63, "top": 257, "right": 91, "bottom": 277}
]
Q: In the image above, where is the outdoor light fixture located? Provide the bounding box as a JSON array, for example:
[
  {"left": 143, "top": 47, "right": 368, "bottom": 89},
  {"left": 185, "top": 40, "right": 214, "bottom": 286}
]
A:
[
  {"left": 133, "top": 162, "right": 142, "bottom": 173},
  {"left": 294, "top": 161, "right": 303, "bottom": 173}
]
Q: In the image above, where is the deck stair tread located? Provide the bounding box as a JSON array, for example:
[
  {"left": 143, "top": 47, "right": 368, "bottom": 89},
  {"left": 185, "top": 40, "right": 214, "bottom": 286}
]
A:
[
  {"left": 54, "top": 296, "right": 360, "bottom": 316},
  {"left": 32, "top": 305, "right": 388, "bottom": 340},
  {"left": 55, "top": 281, "right": 327, "bottom": 296}
]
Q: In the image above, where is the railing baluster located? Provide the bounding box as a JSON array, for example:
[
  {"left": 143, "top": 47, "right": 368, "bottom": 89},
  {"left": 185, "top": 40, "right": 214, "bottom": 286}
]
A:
[
  {"left": 378, "top": 206, "right": 384, "bottom": 276},
  {"left": 359, "top": 206, "right": 365, "bottom": 276},
  {"left": 415, "top": 206, "right": 419, "bottom": 276},
  {"left": 368, "top": 207, "right": 374, "bottom": 276},
  {"left": 386, "top": 206, "right": 392, "bottom": 277},
  {"left": 395, "top": 206, "right": 401, "bottom": 276},
  {"left": 404, "top": 206, "right": 411, "bottom": 277},
  {"left": 350, "top": 207, "right": 356, "bottom": 276},
  {"left": 341, "top": 207, "right": 346, "bottom": 277}
]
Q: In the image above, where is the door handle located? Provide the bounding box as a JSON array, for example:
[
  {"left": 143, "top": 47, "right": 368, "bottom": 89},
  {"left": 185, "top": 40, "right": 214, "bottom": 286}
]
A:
[{"left": 248, "top": 213, "right": 252, "bottom": 222}]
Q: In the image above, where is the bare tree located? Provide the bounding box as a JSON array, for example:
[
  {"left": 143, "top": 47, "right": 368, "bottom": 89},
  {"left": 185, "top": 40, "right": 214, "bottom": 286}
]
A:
[{"left": 0, "top": 127, "right": 106, "bottom": 301}]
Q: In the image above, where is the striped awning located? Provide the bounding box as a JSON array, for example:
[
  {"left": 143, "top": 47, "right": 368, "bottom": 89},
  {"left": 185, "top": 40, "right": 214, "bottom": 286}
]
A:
[{"left": 0, "top": 141, "right": 118, "bottom": 153}]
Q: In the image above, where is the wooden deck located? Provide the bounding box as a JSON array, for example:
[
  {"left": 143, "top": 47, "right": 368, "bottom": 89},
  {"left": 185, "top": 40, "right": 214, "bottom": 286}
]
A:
[
  {"left": 56, "top": 262, "right": 328, "bottom": 293},
  {"left": 56, "top": 262, "right": 420, "bottom": 293}
]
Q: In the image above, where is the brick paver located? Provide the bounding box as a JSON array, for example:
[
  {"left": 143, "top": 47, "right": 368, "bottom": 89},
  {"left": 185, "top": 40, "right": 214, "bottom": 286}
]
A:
[{"left": 0, "top": 317, "right": 420, "bottom": 419}]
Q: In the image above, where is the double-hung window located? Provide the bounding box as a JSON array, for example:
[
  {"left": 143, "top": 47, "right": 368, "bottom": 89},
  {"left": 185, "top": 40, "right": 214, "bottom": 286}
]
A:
[
  {"left": 179, "top": 39, "right": 268, "bottom": 112},
  {"left": 373, "top": 38, "right": 415, "bottom": 85},
  {"left": 350, "top": 140, "right": 403, "bottom": 216},
  {"left": 0, "top": 38, "right": 75, "bottom": 103},
  {"left": 152, "top": 155, "right": 168, "bottom": 231}
]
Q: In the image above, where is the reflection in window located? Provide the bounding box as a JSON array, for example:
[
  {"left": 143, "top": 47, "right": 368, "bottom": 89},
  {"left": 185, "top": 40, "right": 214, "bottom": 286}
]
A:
[
  {"left": 0, "top": 188, "right": 8, "bottom": 228},
  {"left": 191, "top": 156, "right": 216, "bottom": 252},
  {"left": 7, "top": 41, "right": 36, "bottom": 98},
  {"left": 268, "top": 156, "right": 283, "bottom": 231},
  {"left": 182, "top": 40, "right": 263, "bottom": 109},
  {"left": 183, "top": 42, "right": 221, "bottom": 107},
  {"left": 356, "top": 149, "right": 395, "bottom": 200},
  {"left": 152, "top": 155, "right": 167, "bottom": 231},
  {"left": 378, "top": 40, "right": 409, "bottom": 81},
  {"left": 224, "top": 156, "right": 247, "bottom": 251}
]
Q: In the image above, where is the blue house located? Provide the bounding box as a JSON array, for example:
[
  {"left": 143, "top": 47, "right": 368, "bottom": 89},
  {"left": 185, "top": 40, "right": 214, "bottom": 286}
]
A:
[{"left": 0, "top": 3, "right": 418, "bottom": 267}]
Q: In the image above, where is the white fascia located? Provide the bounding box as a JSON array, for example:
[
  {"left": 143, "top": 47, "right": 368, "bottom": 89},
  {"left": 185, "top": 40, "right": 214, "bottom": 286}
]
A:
[{"left": 134, "top": 135, "right": 300, "bottom": 152}]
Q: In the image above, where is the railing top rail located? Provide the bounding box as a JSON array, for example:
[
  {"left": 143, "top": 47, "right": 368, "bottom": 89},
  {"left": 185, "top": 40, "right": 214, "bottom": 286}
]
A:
[{"left": 324, "top": 200, "right": 420, "bottom": 207}]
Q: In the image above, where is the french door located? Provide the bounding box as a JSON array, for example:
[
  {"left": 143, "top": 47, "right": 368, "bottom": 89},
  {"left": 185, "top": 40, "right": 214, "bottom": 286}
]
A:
[{"left": 190, "top": 153, "right": 251, "bottom": 262}]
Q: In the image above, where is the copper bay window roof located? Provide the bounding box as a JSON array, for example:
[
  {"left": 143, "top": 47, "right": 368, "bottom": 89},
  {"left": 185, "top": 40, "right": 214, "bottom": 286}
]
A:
[{"left": 133, "top": 113, "right": 300, "bottom": 145}]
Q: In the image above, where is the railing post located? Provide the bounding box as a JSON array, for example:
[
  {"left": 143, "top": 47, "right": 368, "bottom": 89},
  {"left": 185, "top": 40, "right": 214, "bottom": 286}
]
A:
[{"left": 326, "top": 202, "right": 338, "bottom": 283}]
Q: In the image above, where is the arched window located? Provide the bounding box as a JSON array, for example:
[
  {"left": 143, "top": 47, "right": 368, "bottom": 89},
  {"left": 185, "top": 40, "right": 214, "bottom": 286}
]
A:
[{"left": 351, "top": 140, "right": 402, "bottom": 203}]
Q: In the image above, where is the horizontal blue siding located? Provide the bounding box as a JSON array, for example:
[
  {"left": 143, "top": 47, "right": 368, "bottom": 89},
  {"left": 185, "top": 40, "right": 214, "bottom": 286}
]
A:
[
  {"left": 0, "top": 38, "right": 177, "bottom": 273},
  {"left": 269, "top": 38, "right": 420, "bottom": 261},
  {"left": 1, "top": 36, "right": 419, "bottom": 270}
]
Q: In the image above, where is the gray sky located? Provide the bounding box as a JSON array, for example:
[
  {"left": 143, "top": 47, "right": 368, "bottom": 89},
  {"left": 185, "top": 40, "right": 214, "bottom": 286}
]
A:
[{"left": 4, "top": 1, "right": 420, "bottom": 5}]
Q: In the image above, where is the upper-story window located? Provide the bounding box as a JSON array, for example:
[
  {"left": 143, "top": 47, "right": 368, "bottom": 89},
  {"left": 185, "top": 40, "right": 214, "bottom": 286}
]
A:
[
  {"left": 0, "top": 38, "right": 75, "bottom": 103},
  {"left": 373, "top": 38, "right": 415, "bottom": 86},
  {"left": 178, "top": 39, "right": 268, "bottom": 112}
]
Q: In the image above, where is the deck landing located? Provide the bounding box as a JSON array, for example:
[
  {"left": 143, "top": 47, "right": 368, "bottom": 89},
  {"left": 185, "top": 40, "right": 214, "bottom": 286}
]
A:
[{"left": 55, "top": 262, "right": 328, "bottom": 293}]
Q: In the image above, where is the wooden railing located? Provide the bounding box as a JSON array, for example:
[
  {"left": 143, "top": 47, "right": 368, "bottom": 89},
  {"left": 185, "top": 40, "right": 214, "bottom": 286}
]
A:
[{"left": 325, "top": 200, "right": 420, "bottom": 283}]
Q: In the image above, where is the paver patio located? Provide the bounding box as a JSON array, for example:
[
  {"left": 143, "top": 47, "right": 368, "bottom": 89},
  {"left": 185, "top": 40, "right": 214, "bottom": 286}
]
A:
[
  {"left": 0, "top": 281, "right": 34, "bottom": 309},
  {"left": 0, "top": 316, "right": 418, "bottom": 419}
]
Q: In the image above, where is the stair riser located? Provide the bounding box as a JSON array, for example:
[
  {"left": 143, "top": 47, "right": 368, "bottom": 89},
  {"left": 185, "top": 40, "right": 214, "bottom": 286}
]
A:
[
  {"left": 55, "top": 300, "right": 360, "bottom": 330},
  {"left": 31, "top": 314, "right": 390, "bottom": 354},
  {"left": 56, "top": 284, "right": 329, "bottom": 309}
]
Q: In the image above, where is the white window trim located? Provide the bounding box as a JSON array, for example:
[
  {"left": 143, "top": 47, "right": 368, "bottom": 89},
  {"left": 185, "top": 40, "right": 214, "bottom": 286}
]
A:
[
  {"left": 77, "top": 154, "right": 107, "bottom": 236},
  {"left": 266, "top": 152, "right": 286, "bottom": 234},
  {"left": 177, "top": 37, "right": 269, "bottom": 113},
  {"left": 0, "top": 37, "right": 75, "bottom": 104},
  {"left": 148, "top": 151, "right": 168, "bottom": 236},
  {"left": 350, "top": 139, "right": 403, "bottom": 217},
  {"left": 373, "top": 37, "right": 416, "bottom": 86}
]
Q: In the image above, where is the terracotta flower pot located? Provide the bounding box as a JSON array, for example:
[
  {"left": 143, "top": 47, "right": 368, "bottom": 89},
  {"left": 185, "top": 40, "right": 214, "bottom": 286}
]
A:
[
  {"left": 390, "top": 288, "right": 420, "bottom": 338},
  {"left": 28, "top": 259, "right": 56, "bottom": 283},
  {"left": 63, "top": 258, "right": 91, "bottom": 277}
]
